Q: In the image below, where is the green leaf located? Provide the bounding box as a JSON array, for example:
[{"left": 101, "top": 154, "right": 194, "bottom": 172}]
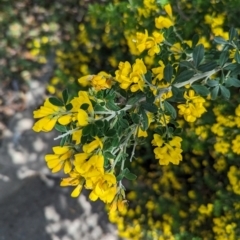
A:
[
  {"left": 229, "top": 27, "right": 238, "bottom": 41},
  {"left": 219, "top": 51, "right": 229, "bottom": 67},
  {"left": 198, "top": 61, "right": 218, "bottom": 72},
  {"left": 80, "top": 135, "right": 89, "bottom": 145},
  {"left": 49, "top": 97, "right": 64, "bottom": 107},
  {"left": 124, "top": 172, "right": 137, "bottom": 180},
  {"left": 104, "top": 151, "right": 115, "bottom": 160},
  {"left": 62, "top": 89, "right": 69, "bottom": 104},
  {"left": 111, "top": 137, "right": 120, "bottom": 147},
  {"left": 179, "top": 61, "right": 194, "bottom": 69},
  {"left": 220, "top": 85, "right": 230, "bottom": 99},
  {"left": 211, "top": 86, "right": 219, "bottom": 100},
  {"left": 106, "top": 101, "right": 120, "bottom": 111},
  {"left": 226, "top": 77, "right": 240, "bottom": 87},
  {"left": 164, "top": 64, "right": 173, "bottom": 83},
  {"left": 131, "top": 113, "right": 140, "bottom": 124},
  {"left": 231, "top": 65, "right": 240, "bottom": 76},
  {"left": 142, "top": 102, "right": 158, "bottom": 113},
  {"left": 105, "top": 129, "right": 117, "bottom": 137},
  {"left": 60, "top": 136, "right": 67, "bottom": 147},
  {"left": 234, "top": 51, "right": 240, "bottom": 64},
  {"left": 214, "top": 36, "right": 228, "bottom": 45},
  {"left": 127, "top": 93, "right": 144, "bottom": 105},
  {"left": 224, "top": 63, "right": 238, "bottom": 71},
  {"left": 169, "top": 86, "right": 184, "bottom": 101},
  {"left": 103, "top": 138, "right": 113, "bottom": 151},
  {"left": 119, "top": 119, "right": 129, "bottom": 129},
  {"left": 144, "top": 70, "right": 152, "bottom": 83},
  {"left": 146, "top": 91, "right": 155, "bottom": 104},
  {"left": 95, "top": 120, "right": 105, "bottom": 128},
  {"left": 193, "top": 44, "right": 204, "bottom": 67},
  {"left": 213, "top": 199, "right": 222, "bottom": 217},
  {"left": 122, "top": 168, "right": 137, "bottom": 181},
  {"left": 163, "top": 101, "right": 177, "bottom": 119},
  {"left": 140, "top": 108, "right": 149, "bottom": 131},
  {"left": 90, "top": 124, "right": 98, "bottom": 136},
  {"left": 94, "top": 104, "right": 106, "bottom": 112},
  {"left": 82, "top": 124, "right": 93, "bottom": 136},
  {"left": 192, "top": 34, "right": 199, "bottom": 47},
  {"left": 65, "top": 103, "right": 73, "bottom": 111},
  {"left": 175, "top": 70, "right": 195, "bottom": 83},
  {"left": 55, "top": 123, "right": 67, "bottom": 132},
  {"left": 116, "top": 173, "right": 124, "bottom": 181},
  {"left": 80, "top": 103, "right": 89, "bottom": 110},
  {"left": 191, "top": 85, "right": 210, "bottom": 96},
  {"left": 207, "top": 79, "right": 219, "bottom": 87}
]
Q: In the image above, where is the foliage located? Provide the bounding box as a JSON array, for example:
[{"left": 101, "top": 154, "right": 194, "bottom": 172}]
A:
[{"left": 31, "top": 0, "right": 240, "bottom": 239}]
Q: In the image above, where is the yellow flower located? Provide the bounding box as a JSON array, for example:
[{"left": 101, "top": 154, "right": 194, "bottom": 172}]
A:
[
  {"left": 72, "top": 129, "right": 82, "bottom": 144},
  {"left": 82, "top": 136, "right": 103, "bottom": 153},
  {"left": 115, "top": 61, "right": 132, "bottom": 89},
  {"left": 198, "top": 203, "right": 213, "bottom": 216},
  {"left": 214, "top": 139, "right": 230, "bottom": 154},
  {"left": 213, "top": 157, "right": 226, "bottom": 172},
  {"left": 177, "top": 90, "right": 206, "bottom": 122},
  {"left": 89, "top": 172, "right": 117, "bottom": 203},
  {"left": 110, "top": 194, "right": 128, "bottom": 213},
  {"left": 130, "top": 59, "right": 147, "bottom": 92},
  {"left": 232, "top": 135, "right": 240, "bottom": 155},
  {"left": 32, "top": 99, "right": 68, "bottom": 132},
  {"left": 151, "top": 133, "right": 164, "bottom": 147},
  {"left": 137, "top": 127, "right": 148, "bottom": 138},
  {"left": 71, "top": 91, "right": 94, "bottom": 114},
  {"left": 155, "top": 16, "right": 173, "bottom": 29},
  {"left": 74, "top": 152, "right": 90, "bottom": 169},
  {"left": 78, "top": 71, "right": 112, "bottom": 91},
  {"left": 45, "top": 146, "right": 73, "bottom": 173},
  {"left": 60, "top": 170, "right": 84, "bottom": 197},
  {"left": 136, "top": 31, "right": 148, "bottom": 53},
  {"left": 77, "top": 109, "right": 89, "bottom": 126},
  {"left": 170, "top": 43, "right": 183, "bottom": 59},
  {"left": 32, "top": 117, "right": 58, "bottom": 132},
  {"left": 151, "top": 134, "right": 183, "bottom": 165},
  {"left": 136, "top": 30, "right": 164, "bottom": 56},
  {"left": 164, "top": 4, "right": 172, "bottom": 18},
  {"left": 77, "top": 154, "right": 104, "bottom": 178},
  {"left": 152, "top": 60, "right": 165, "bottom": 82},
  {"left": 211, "top": 123, "right": 224, "bottom": 136},
  {"left": 235, "top": 104, "right": 240, "bottom": 116},
  {"left": 115, "top": 59, "right": 147, "bottom": 92}
]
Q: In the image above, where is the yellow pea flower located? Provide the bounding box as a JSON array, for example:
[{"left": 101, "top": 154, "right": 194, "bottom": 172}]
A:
[
  {"left": 32, "top": 98, "right": 67, "bottom": 132},
  {"left": 78, "top": 71, "right": 112, "bottom": 91},
  {"left": 45, "top": 146, "right": 73, "bottom": 173},
  {"left": 152, "top": 135, "right": 182, "bottom": 165},
  {"left": 77, "top": 109, "right": 89, "bottom": 126},
  {"left": 177, "top": 90, "right": 206, "bottom": 122},
  {"left": 82, "top": 136, "right": 103, "bottom": 153},
  {"left": 77, "top": 154, "right": 104, "bottom": 178},
  {"left": 71, "top": 91, "right": 94, "bottom": 114},
  {"left": 89, "top": 172, "right": 117, "bottom": 203},
  {"left": 155, "top": 16, "right": 173, "bottom": 29},
  {"left": 60, "top": 170, "right": 85, "bottom": 197}
]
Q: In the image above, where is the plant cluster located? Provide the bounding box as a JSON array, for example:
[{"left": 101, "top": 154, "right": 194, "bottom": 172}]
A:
[{"left": 32, "top": 0, "right": 240, "bottom": 239}]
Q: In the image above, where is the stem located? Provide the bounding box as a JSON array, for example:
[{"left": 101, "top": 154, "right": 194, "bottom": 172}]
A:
[
  {"left": 159, "top": 100, "right": 170, "bottom": 138},
  {"left": 129, "top": 140, "right": 137, "bottom": 162},
  {"left": 105, "top": 105, "right": 132, "bottom": 121},
  {"left": 173, "top": 68, "right": 219, "bottom": 89},
  {"left": 54, "top": 128, "right": 79, "bottom": 140}
]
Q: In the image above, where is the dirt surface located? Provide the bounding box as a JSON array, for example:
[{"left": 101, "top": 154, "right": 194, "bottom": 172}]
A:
[{"left": 0, "top": 60, "right": 119, "bottom": 240}]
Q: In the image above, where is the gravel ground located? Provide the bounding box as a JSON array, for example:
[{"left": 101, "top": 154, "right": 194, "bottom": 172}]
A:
[{"left": 0, "top": 60, "right": 120, "bottom": 240}]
